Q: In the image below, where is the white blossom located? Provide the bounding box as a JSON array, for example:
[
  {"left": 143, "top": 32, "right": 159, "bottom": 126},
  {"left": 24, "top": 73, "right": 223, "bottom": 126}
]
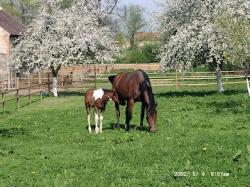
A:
[
  {"left": 158, "top": 0, "right": 249, "bottom": 72},
  {"left": 10, "top": 0, "right": 118, "bottom": 74}
]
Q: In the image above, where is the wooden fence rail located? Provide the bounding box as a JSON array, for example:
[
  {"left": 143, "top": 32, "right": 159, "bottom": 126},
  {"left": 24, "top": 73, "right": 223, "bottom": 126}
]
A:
[
  {"left": 0, "top": 69, "right": 248, "bottom": 112},
  {"left": 0, "top": 82, "right": 49, "bottom": 112}
]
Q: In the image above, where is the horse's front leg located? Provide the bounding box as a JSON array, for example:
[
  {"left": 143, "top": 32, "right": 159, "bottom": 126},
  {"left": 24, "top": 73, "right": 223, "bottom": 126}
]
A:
[
  {"left": 94, "top": 108, "right": 100, "bottom": 134},
  {"left": 125, "top": 99, "right": 134, "bottom": 131},
  {"left": 99, "top": 112, "right": 103, "bottom": 133},
  {"left": 86, "top": 106, "right": 91, "bottom": 133},
  {"left": 115, "top": 102, "right": 120, "bottom": 128},
  {"left": 140, "top": 102, "right": 146, "bottom": 130}
]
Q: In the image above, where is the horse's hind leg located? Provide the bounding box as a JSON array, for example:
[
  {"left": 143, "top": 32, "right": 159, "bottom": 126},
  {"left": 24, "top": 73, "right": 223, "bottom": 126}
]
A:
[
  {"left": 125, "top": 99, "right": 134, "bottom": 131},
  {"left": 140, "top": 102, "right": 146, "bottom": 130}
]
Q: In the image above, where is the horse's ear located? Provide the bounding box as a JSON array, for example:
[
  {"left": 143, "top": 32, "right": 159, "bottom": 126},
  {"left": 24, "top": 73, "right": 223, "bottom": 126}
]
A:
[
  {"left": 155, "top": 101, "right": 158, "bottom": 107},
  {"left": 108, "top": 75, "right": 116, "bottom": 84}
]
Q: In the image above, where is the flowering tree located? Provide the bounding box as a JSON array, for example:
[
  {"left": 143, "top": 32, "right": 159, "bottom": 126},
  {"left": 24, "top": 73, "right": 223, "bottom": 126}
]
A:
[
  {"left": 10, "top": 0, "right": 118, "bottom": 97},
  {"left": 158, "top": 0, "right": 249, "bottom": 93},
  {"left": 216, "top": 1, "right": 250, "bottom": 95}
]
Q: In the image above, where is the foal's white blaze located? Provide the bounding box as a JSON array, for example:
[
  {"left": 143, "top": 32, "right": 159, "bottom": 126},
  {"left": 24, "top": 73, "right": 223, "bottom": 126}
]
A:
[
  {"left": 95, "top": 112, "right": 99, "bottom": 133},
  {"left": 93, "top": 88, "right": 104, "bottom": 101}
]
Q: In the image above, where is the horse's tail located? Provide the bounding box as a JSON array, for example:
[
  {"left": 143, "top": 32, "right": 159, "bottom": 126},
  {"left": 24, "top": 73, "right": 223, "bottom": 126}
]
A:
[{"left": 138, "top": 70, "right": 157, "bottom": 109}]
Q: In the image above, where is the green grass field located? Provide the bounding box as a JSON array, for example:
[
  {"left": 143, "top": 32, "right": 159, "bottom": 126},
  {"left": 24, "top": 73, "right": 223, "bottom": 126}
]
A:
[{"left": 0, "top": 85, "right": 250, "bottom": 186}]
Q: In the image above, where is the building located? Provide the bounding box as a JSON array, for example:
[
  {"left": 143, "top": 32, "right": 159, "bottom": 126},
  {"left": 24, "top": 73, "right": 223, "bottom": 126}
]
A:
[
  {"left": 135, "top": 32, "right": 159, "bottom": 47},
  {"left": 117, "top": 32, "right": 160, "bottom": 49},
  {"left": 0, "top": 7, "right": 25, "bottom": 80}
]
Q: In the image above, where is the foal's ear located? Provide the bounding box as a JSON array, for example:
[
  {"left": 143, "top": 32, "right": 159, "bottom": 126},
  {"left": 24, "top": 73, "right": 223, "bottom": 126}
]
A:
[
  {"left": 108, "top": 75, "right": 116, "bottom": 84},
  {"left": 155, "top": 101, "right": 158, "bottom": 107}
]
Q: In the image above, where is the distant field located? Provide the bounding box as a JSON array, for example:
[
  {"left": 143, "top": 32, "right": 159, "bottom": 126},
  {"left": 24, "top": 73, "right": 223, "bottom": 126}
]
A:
[{"left": 0, "top": 85, "right": 250, "bottom": 186}]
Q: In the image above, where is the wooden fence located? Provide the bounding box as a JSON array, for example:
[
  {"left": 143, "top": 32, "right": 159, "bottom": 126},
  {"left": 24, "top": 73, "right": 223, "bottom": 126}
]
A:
[
  {"left": 0, "top": 69, "right": 247, "bottom": 112},
  {"left": 0, "top": 70, "right": 247, "bottom": 91},
  {"left": 0, "top": 81, "right": 49, "bottom": 112}
]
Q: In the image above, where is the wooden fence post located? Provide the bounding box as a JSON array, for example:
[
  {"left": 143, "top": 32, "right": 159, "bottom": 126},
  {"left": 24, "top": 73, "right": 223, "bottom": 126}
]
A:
[
  {"left": 94, "top": 67, "right": 97, "bottom": 89},
  {"left": 62, "top": 72, "right": 64, "bottom": 88},
  {"left": 16, "top": 76, "right": 19, "bottom": 109},
  {"left": 2, "top": 93, "right": 5, "bottom": 112},
  {"left": 175, "top": 66, "right": 179, "bottom": 89},
  {"left": 28, "top": 74, "right": 31, "bottom": 104},
  {"left": 38, "top": 72, "right": 42, "bottom": 100},
  {"left": 16, "top": 75, "right": 19, "bottom": 89},
  {"left": 47, "top": 73, "right": 50, "bottom": 96}
]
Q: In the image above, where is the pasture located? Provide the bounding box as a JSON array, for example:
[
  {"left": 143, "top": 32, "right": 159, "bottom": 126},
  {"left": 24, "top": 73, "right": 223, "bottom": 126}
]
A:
[{"left": 0, "top": 85, "right": 250, "bottom": 186}]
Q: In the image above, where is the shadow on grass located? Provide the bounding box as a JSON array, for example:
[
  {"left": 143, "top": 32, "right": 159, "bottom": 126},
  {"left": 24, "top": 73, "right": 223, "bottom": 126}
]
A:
[
  {"left": 18, "top": 98, "right": 43, "bottom": 109},
  {"left": 58, "top": 91, "right": 84, "bottom": 97},
  {"left": 156, "top": 89, "right": 246, "bottom": 98},
  {"left": 0, "top": 97, "right": 48, "bottom": 115},
  {"left": 208, "top": 100, "right": 249, "bottom": 114},
  {"left": 86, "top": 123, "right": 148, "bottom": 132},
  {"left": 0, "top": 128, "right": 26, "bottom": 138},
  {"left": 105, "top": 123, "right": 148, "bottom": 132}
]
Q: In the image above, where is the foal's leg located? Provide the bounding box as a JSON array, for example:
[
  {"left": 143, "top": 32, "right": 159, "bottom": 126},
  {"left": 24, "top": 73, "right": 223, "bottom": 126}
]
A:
[
  {"left": 115, "top": 102, "right": 120, "bottom": 128},
  {"left": 140, "top": 102, "right": 146, "bottom": 130},
  {"left": 94, "top": 108, "right": 100, "bottom": 133},
  {"left": 125, "top": 99, "right": 134, "bottom": 131},
  {"left": 99, "top": 112, "right": 103, "bottom": 133},
  {"left": 86, "top": 106, "right": 91, "bottom": 133}
]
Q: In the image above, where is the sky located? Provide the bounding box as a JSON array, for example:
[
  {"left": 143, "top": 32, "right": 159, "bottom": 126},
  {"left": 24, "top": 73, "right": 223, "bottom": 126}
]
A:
[
  {"left": 119, "top": 0, "right": 161, "bottom": 31},
  {"left": 119, "top": 0, "right": 159, "bottom": 13}
]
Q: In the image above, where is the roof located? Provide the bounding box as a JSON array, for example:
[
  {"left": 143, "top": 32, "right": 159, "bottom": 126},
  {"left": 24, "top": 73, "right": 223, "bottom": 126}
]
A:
[{"left": 0, "top": 7, "right": 25, "bottom": 35}]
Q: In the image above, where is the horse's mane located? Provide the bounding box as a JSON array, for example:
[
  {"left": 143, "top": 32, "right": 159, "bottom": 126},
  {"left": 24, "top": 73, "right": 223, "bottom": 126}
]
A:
[{"left": 138, "top": 70, "right": 157, "bottom": 116}]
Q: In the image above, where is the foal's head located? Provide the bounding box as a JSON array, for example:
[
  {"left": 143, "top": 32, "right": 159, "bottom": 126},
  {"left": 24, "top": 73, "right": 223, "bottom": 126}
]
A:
[{"left": 103, "top": 90, "right": 119, "bottom": 104}]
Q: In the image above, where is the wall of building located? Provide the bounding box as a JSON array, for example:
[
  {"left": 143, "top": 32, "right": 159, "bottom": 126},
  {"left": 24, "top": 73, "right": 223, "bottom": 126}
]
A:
[{"left": 0, "top": 27, "right": 10, "bottom": 80}]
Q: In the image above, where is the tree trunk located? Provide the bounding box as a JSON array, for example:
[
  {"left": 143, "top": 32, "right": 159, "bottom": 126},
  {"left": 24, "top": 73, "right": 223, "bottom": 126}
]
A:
[
  {"left": 246, "top": 77, "right": 250, "bottom": 97},
  {"left": 244, "top": 62, "right": 250, "bottom": 97},
  {"left": 51, "top": 77, "right": 58, "bottom": 97},
  {"left": 130, "top": 34, "right": 135, "bottom": 48},
  {"left": 216, "top": 68, "right": 224, "bottom": 93},
  {"left": 50, "top": 65, "right": 61, "bottom": 97}
]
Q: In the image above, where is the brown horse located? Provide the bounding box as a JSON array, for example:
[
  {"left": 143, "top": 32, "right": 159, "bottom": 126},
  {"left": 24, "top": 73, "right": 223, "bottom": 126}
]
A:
[
  {"left": 85, "top": 88, "right": 119, "bottom": 133},
  {"left": 108, "top": 69, "right": 157, "bottom": 132}
]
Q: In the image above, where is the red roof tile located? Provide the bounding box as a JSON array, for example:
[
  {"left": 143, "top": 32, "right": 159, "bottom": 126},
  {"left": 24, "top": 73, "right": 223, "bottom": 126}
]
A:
[{"left": 0, "top": 8, "right": 25, "bottom": 35}]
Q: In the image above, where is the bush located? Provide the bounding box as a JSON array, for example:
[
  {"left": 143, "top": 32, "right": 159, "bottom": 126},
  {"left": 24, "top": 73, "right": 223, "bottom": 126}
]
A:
[
  {"left": 114, "top": 42, "right": 160, "bottom": 64},
  {"left": 141, "top": 43, "right": 160, "bottom": 63},
  {"left": 128, "top": 48, "right": 147, "bottom": 64}
]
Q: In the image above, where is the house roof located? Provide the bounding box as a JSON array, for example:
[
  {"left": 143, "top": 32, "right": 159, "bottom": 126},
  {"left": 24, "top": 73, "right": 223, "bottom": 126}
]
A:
[{"left": 0, "top": 7, "right": 25, "bottom": 36}]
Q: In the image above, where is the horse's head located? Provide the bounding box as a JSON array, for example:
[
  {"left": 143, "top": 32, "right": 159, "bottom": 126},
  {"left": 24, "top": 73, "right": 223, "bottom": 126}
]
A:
[{"left": 146, "top": 102, "right": 157, "bottom": 133}]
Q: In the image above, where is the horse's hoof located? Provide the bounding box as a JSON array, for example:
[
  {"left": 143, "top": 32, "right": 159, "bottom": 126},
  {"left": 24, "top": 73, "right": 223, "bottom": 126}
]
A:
[
  {"left": 115, "top": 124, "right": 120, "bottom": 129},
  {"left": 125, "top": 126, "right": 130, "bottom": 132},
  {"left": 88, "top": 128, "right": 92, "bottom": 133},
  {"left": 95, "top": 128, "right": 99, "bottom": 134},
  {"left": 149, "top": 127, "right": 156, "bottom": 133}
]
